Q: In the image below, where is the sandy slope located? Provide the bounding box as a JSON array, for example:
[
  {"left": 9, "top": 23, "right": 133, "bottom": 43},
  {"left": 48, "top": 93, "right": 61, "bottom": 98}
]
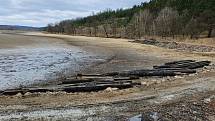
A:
[{"left": 0, "top": 32, "right": 214, "bottom": 120}]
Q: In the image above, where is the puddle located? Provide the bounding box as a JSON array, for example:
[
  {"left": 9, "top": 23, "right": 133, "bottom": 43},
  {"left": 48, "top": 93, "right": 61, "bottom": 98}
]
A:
[
  {"left": 0, "top": 45, "right": 105, "bottom": 91},
  {"left": 129, "top": 114, "right": 144, "bottom": 121},
  {"left": 129, "top": 112, "right": 160, "bottom": 121}
]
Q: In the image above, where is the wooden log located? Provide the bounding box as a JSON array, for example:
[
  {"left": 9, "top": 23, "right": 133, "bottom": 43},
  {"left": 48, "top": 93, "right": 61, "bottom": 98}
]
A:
[
  {"left": 93, "top": 81, "right": 133, "bottom": 85},
  {"left": 85, "top": 77, "right": 113, "bottom": 81},
  {"left": 0, "top": 89, "right": 28, "bottom": 96},
  {"left": 104, "top": 69, "right": 196, "bottom": 77},
  {"left": 114, "top": 76, "right": 140, "bottom": 81},
  {"left": 185, "top": 61, "right": 211, "bottom": 69},
  {"left": 28, "top": 88, "right": 53, "bottom": 93},
  {"left": 1, "top": 81, "right": 134, "bottom": 95},
  {"left": 77, "top": 73, "right": 103, "bottom": 77},
  {"left": 62, "top": 83, "right": 133, "bottom": 93},
  {"left": 103, "top": 72, "right": 119, "bottom": 76},
  {"left": 61, "top": 78, "right": 94, "bottom": 84},
  {"left": 60, "top": 80, "right": 133, "bottom": 87},
  {"left": 154, "top": 61, "right": 211, "bottom": 69},
  {"left": 155, "top": 68, "right": 197, "bottom": 74},
  {"left": 164, "top": 60, "right": 196, "bottom": 65},
  {"left": 118, "top": 70, "right": 177, "bottom": 77}
]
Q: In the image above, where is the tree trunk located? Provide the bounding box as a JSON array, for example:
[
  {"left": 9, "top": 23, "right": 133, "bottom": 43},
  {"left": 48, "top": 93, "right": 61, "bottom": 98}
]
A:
[
  {"left": 190, "top": 34, "right": 194, "bottom": 39},
  {"left": 94, "top": 27, "right": 97, "bottom": 37},
  {"left": 208, "top": 28, "right": 213, "bottom": 38},
  {"left": 103, "top": 25, "right": 109, "bottom": 38}
]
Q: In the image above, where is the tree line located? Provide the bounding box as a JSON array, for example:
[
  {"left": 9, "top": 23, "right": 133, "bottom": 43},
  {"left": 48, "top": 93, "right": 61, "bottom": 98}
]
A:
[{"left": 46, "top": 0, "right": 215, "bottom": 39}]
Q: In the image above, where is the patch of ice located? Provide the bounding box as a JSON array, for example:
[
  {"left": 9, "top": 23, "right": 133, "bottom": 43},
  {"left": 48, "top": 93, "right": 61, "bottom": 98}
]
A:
[
  {"left": 0, "top": 45, "right": 102, "bottom": 91},
  {"left": 161, "top": 94, "right": 175, "bottom": 101}
]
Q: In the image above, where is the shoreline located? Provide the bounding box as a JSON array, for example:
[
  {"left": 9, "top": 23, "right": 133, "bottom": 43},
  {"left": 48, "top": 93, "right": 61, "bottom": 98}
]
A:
[{"left": 0, "top": 32, "right": 215, "bottom": 120}]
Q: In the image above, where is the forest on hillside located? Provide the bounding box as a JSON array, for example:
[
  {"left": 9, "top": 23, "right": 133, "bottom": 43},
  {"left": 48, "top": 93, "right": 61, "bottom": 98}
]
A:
[{"left": 46, "top": 0, "right": 215, "bottom": 39}]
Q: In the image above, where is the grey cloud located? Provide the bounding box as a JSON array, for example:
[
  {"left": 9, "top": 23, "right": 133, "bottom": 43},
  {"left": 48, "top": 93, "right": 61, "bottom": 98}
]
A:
[{"left": 0, "top": 0, "right": 149, "bottom": 27}]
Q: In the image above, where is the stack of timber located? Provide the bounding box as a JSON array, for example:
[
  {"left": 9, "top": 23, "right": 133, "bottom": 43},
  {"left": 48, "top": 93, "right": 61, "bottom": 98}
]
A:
[
  {"left": 104, "top": 60, "right": 211, "bottom": 77},
  {"left": 153, "top": 60, "right": 211, "bottom": 70},
  {"left": 0, "top": 77, "right": 137, "bottom": 96},
  {"left": 0, "top": 60, "right": 211, "bottom": 96}
]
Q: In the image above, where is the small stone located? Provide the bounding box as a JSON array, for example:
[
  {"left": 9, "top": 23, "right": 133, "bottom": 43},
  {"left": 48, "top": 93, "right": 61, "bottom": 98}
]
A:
[
  {"left": 155, "top": 80, "right": 162, "bottom": 84},
  {"left": 9, "top": 70, "right": 17, "bottom": 72},
  {"left": 204, "top": 98, "right": 211, "bottom": 104},
  {"left": 193, "top": 102, "right": 197, "bottom": 105},
  {"left": 174, "top": 76, "right": 183, "bottom": 79},
  {"left": 150, "top": 112, "right": 159, "bottom": 121},
  {"left": 105, "top": 87, "right": 118, "bottom": 92},
  {"left": 193, "top": 111, "right": 197, "bottom": 114},
  {"left": 24, "top": 92, "right": 32, "bottom": 96},
  {"left": 58, "top": 91, "right": 67, "bottom": 95},
  {"left": 141, "top": 81, "right": 147, "bottom": 86},
  {"left": 15, "top": 93, "right": 23, "bottom": 98}
]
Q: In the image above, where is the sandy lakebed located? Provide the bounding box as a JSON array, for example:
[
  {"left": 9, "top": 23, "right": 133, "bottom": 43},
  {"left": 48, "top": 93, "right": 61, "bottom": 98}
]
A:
[
  {"left": 0, "top": 32, "right": 215, "bottom": 121},
  {"left": 0, "top": 33, "right": 108, "bottom": 90}
]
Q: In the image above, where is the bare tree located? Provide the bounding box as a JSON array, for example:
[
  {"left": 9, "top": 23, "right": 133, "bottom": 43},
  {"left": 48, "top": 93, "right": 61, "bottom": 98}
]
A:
[
  {"left": 154, "top": 7, "right": 180, "bottom": 38},
  {"left": 197, "top": 10, "right": 215, "bottom": 38},
  {"left": 101, "top": 21, "right": 110, "bottom": 38},
  {"left": 47, "top": 24, "right": 54, "bottom": 32},
  {"left": 128, "top": 9, "right": 154, "bottom": 39},
  {"left": 185, "top": 18, "right": 204, "bottom": 39},
  {"left": 63, "top": 21, "right": 76, "bottom": 35},
  {"left": 138, "top": 9, "right": 153, "bottom": 36}
]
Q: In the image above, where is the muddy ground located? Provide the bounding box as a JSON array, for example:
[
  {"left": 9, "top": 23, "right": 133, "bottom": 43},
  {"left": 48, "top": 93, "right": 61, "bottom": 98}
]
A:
[
  {"left": 0, "top": 33, "right": 106, "bottom": 90},
  {"left": 0, "top": 32, "right": 214, "bottom": 121}
]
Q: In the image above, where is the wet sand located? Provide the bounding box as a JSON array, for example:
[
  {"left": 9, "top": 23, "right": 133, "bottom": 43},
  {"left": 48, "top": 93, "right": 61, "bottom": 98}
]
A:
[
  {"left": 0, "top": 33, "right": 105, "bottom": 90},
  {"left": 25, "top": 32, "right": 215, "bottom": 73}
]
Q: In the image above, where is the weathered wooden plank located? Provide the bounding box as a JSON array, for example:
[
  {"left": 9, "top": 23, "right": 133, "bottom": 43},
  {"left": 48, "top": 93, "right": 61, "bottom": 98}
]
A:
[
  {"left": 28, "top": 88, "right": 53, "bottom": 93},
  {"left": 62, "top": 83, "right": 133, "bottom": 93},
  {"left": 155, "top": 68, "right": 197, "bottom": 74},
  {"left": 77, "top": 74, "right": 103, "bottom": 77},
  {"left": 118, "top": 70, "right": 177, "bottom": 77},
  {"left": 114, "top": 76, "right": 140, "bottom": 81},
  {"left": 154, "top": 61, "right": 211, "bottom": 69},
  {"left": 0, "top": 89, "right": 29, "bottom": 96},
  {"left": 164, "top": 60, "right": 196, "bottom": 65},
  {"left": 104, "top": 69, "right": 192, "bottom": 77},
  {"left": 61, "top": 78, "right": 94, "bottom": 84},
  {"left": 0, "top": 80, "right": 135, "bottom": 95}
]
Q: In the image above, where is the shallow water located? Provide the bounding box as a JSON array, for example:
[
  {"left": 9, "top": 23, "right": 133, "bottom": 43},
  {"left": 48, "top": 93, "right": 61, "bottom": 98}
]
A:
[
  {"left": 0, "top": 45, "right": 104, "bottom": 91},
  {"left": 129, "top": 112, "right": 160, "bottom": 121}
]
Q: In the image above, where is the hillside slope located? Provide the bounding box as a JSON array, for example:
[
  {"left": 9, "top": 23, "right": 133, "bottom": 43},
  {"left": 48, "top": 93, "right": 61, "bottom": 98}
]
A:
[
  {"left": 46, "top": 0, "right": 215, "bottom": 39},
  {"left": 0, "top": 25, "right": 42, "bottom": 31}
]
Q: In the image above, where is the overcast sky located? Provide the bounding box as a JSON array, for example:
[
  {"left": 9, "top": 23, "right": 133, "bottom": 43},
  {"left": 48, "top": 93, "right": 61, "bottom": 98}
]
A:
[{"left": 0, "top": 0, "right": 149, "bottom": 27}]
